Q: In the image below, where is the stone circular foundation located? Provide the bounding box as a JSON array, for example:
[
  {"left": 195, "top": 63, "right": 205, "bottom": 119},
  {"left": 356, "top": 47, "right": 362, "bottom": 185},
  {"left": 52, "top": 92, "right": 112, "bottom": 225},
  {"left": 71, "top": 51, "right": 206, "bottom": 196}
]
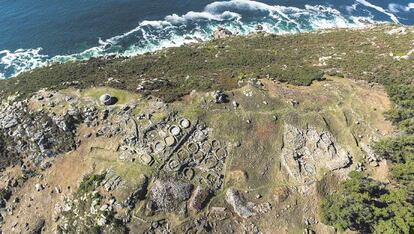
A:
[
  {"left": 179, "top": 118, "right": 190, "bottom": 129},
  {"left": 140, "top": 154, "right": 153, "bottom": 165},
  {"left": 177, "top": 149, "right": 190, "bottom": 161},
  {"left": 215, "top": 148, "right": 227, "bottom": 159},
  {"left": 183, "top": 167, "right": 195, "bottom": 180},
  {"left": 204, "top": 156, "right": 218, "bottom": 169},
  {"left": 168, "top": 159, "right": 181, "bottom": 171},
  {"left": 194, "top": 130, "right": 207, "bottom": 142},
  {"left": 211, "top": 140, "right": 221, "bottom": 150},
  {"left": 169, "top": 125, "right": 181, "bottom": 136},
  {"left": 187, "top": 142, "right": 199, "bottom": 153},
  {"left": 193, "top": 151, "right": 205, "bottom": 163},
  {"left": 206, "top": 174, "right": 217, "bottom": 185},
  {"left": 201, "top": 141, "right": 212, "bottom": 153},
  {"left": 164, "top": 136, "right": 176, "bottom": 146},
  {"left": 154, "top": 141, "right": 165, "bottom": 153},
  {"left": 197, "top": 123, "right": 206, "bottom": 130}
]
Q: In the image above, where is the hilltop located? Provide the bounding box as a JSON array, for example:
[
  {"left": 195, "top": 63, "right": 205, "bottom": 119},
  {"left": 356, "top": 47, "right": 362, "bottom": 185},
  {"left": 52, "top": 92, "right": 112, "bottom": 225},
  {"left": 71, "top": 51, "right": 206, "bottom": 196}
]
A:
[{"left": 0, "top": 25, "right": 413, "bottom": 233}]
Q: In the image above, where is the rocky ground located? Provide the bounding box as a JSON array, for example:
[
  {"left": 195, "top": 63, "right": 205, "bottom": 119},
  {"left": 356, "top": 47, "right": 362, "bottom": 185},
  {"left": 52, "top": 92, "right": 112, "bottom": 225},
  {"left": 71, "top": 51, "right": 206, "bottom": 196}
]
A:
[
  {"left": 0, "top": 24, "right": 412, "bottom": 233},
  {"left": 0, "top": 72, "right": 394, "bottom": 233}
]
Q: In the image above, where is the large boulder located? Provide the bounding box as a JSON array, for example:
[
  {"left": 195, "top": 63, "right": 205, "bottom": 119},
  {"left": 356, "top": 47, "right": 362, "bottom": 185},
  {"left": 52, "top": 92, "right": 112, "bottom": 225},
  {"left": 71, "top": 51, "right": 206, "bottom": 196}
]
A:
[
  {"left": 213, "top": 27, "right": 233, "bottom": 40},
  {"left": 99, "top": 94, "right": 117, "bottom": 105},
  {"left": 212, "top": 90, "right": 228, "bottom": 104},
  {"left": 225, "top": 188, "right": 254, "bottom": 218}
]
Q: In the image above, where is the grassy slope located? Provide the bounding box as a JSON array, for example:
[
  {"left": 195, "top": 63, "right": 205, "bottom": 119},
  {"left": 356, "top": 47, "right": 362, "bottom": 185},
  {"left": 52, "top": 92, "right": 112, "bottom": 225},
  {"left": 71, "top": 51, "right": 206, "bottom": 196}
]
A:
[
  {"left": 0, "top": 25, "right": 412, "bottom": 103},
  {"left": 0, "top": 24, "right": 413, "bottom": 233}
]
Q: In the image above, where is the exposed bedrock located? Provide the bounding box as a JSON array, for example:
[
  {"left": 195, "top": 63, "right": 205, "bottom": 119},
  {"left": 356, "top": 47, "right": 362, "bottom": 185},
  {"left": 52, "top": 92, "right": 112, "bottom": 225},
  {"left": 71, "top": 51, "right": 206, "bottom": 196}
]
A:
[
  {"left": 281, "top": 124, "right": 352, "bottom": 182},
  {"left": 149, "top": 179, "right": 194, "bottom": 213},
  {"left": 0, "top": 100, "right": 80, "bottom": 170},
  {"left": 225, "top": 188, "right": 255, "bottom": 219}
]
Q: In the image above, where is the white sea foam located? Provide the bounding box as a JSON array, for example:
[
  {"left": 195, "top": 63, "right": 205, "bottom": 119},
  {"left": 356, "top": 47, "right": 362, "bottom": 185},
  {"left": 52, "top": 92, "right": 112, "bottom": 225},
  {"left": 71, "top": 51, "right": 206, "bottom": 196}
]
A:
[
  {"left": 356, "top": 0, "right": 400, "bottom": 23},
  {"left": 0, "top": 0, "right": 381, "bottom": 80},
  {"left": 0, "top": 48, "right": 49, "bottom": 78},
  {"left": 389, "top": 3, "right": 414, "bottom": 13},
  {"left": 205, "top": 0, "right": 274, "bottom": 12}
]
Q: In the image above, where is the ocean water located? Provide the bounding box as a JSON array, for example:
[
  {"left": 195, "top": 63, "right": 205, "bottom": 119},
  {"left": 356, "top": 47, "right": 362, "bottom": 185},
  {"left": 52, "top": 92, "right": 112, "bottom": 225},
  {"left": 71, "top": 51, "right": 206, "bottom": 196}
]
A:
[{"left": 0, "top": 0, "right": 413, "bottom": 79}]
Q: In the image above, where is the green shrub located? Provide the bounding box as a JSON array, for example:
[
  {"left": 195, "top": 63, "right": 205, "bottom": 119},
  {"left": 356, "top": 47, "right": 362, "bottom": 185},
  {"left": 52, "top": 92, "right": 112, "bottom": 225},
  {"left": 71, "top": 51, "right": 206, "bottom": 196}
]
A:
[
  {"left": 321, "top": 172, "right": 388, "bottom": 233},
  {"left": 390, "top": 162, "right": 414, "bottom": 187},
  {"left": 77, "top": 173, "right": 106, "bottom": 195},
  {"left": 373, "top": 136, "right": 414, "bottom": 163},
  {"left": 263, "top": 65, "right": 324, "bottom": 86},
  {"left": 321, "top": 172, "right": 414, "bottom": 233}
]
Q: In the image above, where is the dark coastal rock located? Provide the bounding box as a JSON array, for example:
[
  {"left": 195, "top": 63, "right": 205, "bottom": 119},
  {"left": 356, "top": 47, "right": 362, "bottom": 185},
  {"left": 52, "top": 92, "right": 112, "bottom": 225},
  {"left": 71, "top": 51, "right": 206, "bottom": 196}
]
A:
[
  {"left": 213, "top": 27, "right": 233, "bottom": 39},
  {"left": 255, "top": 24, "right": 264, "bottom": 31}
]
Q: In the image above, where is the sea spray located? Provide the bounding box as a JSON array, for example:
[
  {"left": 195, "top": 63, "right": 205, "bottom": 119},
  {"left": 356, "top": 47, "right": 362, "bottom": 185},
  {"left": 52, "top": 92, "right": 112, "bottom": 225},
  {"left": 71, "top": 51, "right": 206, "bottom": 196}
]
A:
[{"left": 0, "top": 0, "right": 383, "bottom": 79}]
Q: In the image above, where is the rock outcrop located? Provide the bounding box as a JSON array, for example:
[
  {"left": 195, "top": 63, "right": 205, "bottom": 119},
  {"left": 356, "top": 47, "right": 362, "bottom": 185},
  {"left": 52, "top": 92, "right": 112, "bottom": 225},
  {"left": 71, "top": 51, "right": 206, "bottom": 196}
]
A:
[
  {"left": 99, "top": 94, "right": 117, "bottom": 105},
  {"left": 225, "top": 188, "right": 255, "bottom": 218},
  {"left": 212, "top": 90, "right": 228, "bottom": 104},
  {"left": 213, "top": 27, "right": 233, "bottom": 39},
  {"left": 0, "top": 100, "right": 78, "bottom": 170},
  {"left": 149, "top": 179, "right": 193, "bottom": 213},
  {"left": 281, "top": 124, "right": 352, "bottom": 182}
]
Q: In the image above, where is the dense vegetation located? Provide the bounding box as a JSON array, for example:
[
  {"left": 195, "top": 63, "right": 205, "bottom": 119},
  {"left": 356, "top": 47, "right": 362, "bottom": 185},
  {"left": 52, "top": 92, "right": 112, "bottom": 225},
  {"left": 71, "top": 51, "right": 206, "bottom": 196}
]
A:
[{"left": 321, "top": 83, "right": 414, "bottom": 233}]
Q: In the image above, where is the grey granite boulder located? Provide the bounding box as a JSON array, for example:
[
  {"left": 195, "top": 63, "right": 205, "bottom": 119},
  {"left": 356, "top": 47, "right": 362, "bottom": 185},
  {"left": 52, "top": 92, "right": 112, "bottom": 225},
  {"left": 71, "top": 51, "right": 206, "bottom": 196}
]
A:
[
  {"left": 213, "top": 27, "right": 233, "bottom": 39},
  {"left": 99, "top": 94, "right": 117, "bottom": 105},
  {"left": 225, "top": 188, "right": 254, "bottom": 219}
]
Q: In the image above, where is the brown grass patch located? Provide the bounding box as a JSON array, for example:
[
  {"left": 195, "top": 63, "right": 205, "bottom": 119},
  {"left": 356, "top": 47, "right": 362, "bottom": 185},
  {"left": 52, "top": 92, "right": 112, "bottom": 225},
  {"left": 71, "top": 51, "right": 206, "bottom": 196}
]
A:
[{"left": 255, "top": 121, "right": 277, "bottom": 142}]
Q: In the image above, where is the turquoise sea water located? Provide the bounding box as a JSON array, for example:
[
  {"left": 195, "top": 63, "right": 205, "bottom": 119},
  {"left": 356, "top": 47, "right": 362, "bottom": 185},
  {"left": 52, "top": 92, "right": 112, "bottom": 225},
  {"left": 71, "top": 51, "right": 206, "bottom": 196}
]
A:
[{"left": 0, "top": 0, "right": 413, "bottom": 79}]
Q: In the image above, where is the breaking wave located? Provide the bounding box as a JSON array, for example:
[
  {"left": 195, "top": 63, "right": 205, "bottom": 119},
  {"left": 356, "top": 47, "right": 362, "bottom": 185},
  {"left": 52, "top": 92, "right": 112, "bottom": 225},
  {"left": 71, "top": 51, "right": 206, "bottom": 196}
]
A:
[
  {"left": 388, "top": 2, "right": 414, "bottom": 13},
  {"left": 0, "top": 0, "right": 386, "bottom": 79},
  {"left": 355, "top": 0, "right": 399, "bottom": 23}
]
